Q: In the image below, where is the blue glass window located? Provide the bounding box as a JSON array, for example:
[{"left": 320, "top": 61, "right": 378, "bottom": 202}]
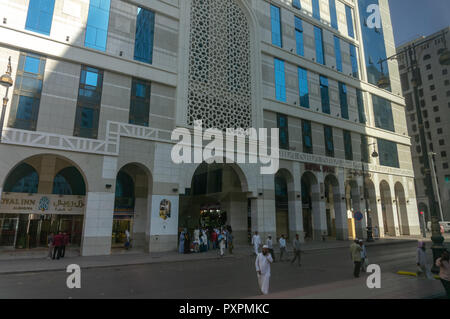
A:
[
  {"left": 271, "top": 5, "right": 282, "bottom": 47},
  {"left": 324, "top": 125, "right": 334, "bottom": 157},
  {"left": 358, "top": 0, "right": 390, "bottom": 90},
  {"left": 129, "top": 78, "right": 151, "bottom": 127},
  {"left": 356, "top": 89, "right": 366, "bottom": 124},
  {"left": 339, "top": 82, "right": 348, "bottom": 119},
  {"left": 4, "top": 163, "right": 39, "bottom": 193},
  {"left": 349, "top": 44, "right": 359, "bottom": 78},
  {"left": 74, "top": 66, "right": 104, "bottom": 139},
  {"left": 345, "top": 5, "right": 355, "bottom": 38},
  {"left": 320, "top": 76, "right": 330, "bottom": 114},
  {"left": 8, "top": 52, "right": 46, "bottom": 131},
  {"left": 334, "top": 36, "right": 342, "bottom": 72},
  {"left": 277, "top": 114, "right": 289, "bottom": 150},
  {"left": 343, "top": 130, "right": 353, "bottom": 161},
  {"left": 295, "top": 17, "right": 304, "bottom": 57},
  {"left": 372, "top": 94, "right": 394, "bottom": 132},
  {"left": 274, "top": 58, "right": 286, "bottom": 102},
  {"left": 85, "top": 0, "right": 111, "bottom": 51},
  {"left": 312, "top": 0, "right": 321, "bottom": 21},
  {"left": 298, "top": 67, "right": 309, "bottom": 108},
  {"left": 302, "top": 120, "right": 313, "bottom": 154},
  {"left": 329, "top": 0, "right": 338, "bottom": 30},
  {"left": 314, "top": 26, "right": 325, "bottom": 65},
  {"left": 25, "top": 0, "right": 55, "bottom": 35},
  {"left": 52, "top": 167, "right": 86, "bottom": 196},
  {"left": 134, "top": 8, "right": 155, "bottom": 64},
  {"left": 377, "top": 139, "right": 399, "bottom": 168},
  {"left": 292, "top": 0, "right": 301, "bottom": 9}
]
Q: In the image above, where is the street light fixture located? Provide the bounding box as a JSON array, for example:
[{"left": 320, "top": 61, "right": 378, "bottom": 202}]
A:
[
  {"left": 0, "top": 56, "right": 13, "bottom": 141},
  {"left": 362, "top": 143, "right": 379, "bottom": 242}
]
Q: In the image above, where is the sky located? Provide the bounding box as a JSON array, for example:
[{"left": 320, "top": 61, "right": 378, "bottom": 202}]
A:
[{"left": 388, "top": 0, "right": 450, "bottom": 46}]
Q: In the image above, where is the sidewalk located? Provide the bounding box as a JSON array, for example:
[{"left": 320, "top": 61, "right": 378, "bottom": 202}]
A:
[
  {"left": 252, "top": 272, "right": 446, "bottom": 299},
  {"left": 0, "top": 236, "right": 424, "bottom": 275}
]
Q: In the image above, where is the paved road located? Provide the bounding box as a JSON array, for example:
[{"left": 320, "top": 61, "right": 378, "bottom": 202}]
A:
[{"left": 0, "top": 242, "right": 434, "bottom": 299}]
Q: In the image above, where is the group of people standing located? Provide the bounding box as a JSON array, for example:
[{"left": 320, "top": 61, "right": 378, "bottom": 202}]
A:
[
  {"left": 47, "top": 232, "right": 69, "bottom": 260},
  {"left": 178, "top": 226, "right": 233, "bottom": 257},
  {"left": 349, "top": 239, "right": 368, "bottom": 278}
]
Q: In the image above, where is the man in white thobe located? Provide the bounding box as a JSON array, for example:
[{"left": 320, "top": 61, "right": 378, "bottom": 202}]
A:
[
  {"left": 252, "top": 231, "right": 262, "bottom": 256},
  {"left": 255, "top": 245, "right": 273, "bottom": 295}
]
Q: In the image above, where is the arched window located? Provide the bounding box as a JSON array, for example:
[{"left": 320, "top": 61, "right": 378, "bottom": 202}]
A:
[
  {"left": 4, "top": 163, "right": 39, "bottom": 193},
  {"left": 52, "top": 167, "right": 86, "bottom": 195}
]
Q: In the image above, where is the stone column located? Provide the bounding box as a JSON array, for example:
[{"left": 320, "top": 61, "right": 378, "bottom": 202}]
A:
[
  {"left": 403, "top": 177, "right": 421, "bottom": 235},
  {"left": 354, "top": 176, "right": 367, "bottom": 239},
  {"left": 289, "top": 162, "right": 304, "bottom": 242},
  {"left": 312, "top": 172, "right": 327, "bottom": 240},
  {"left": 334, "top": 169, "right": 349, "bottom": 240},
  {"left": 389, "top": 177, "right": 401, "bottom": 237},
  {"left": 373, "top": 174, "right": 385, "bottom": 237}
]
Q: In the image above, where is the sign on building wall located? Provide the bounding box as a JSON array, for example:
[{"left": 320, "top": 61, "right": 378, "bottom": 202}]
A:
[{"left": 0, "top": 193, "right": 85, "bottom": 215}]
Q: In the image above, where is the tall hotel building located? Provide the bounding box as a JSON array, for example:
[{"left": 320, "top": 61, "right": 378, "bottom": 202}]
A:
[
  {"left": 398, "top": 27, "right": 450, "bottom": 223},
  {"left": 0, "top": 0, "right": 421, "bottom": 256}
]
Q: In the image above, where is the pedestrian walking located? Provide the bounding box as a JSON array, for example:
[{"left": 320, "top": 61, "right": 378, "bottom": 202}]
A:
[
  {"left": 47, "top": 232, "right": 54, "bottom": 259},
  {"left": 227, "top": 230, "right": 234, "bottom": 254},
  {"left": 255, "top": 245, "right": 273, "bottom": 295},
  {"left": 416, "top": 241, "right": 432, "bottom": 279},
  {"left": 52, "top": 232, "right": 63, "bottom": 260},
  {"left": 218, "top": 231, "right": 226, "bottom": 257},
  {"left": 252, "top": 231, "right": 262, "bottom": 256},
  {"left": 359, "top": 240, "right": 367, "bottom": 272},
  {"left": 435, "top": 250, "right": 450, "bottom": 299},
  {"left": 350, "top": 239, "right": 362, "bottom": 278},
  {"left": 124, "top": 229, "right": 131, "bottom": 250},
  {"left": 211, "top": 229, "right": 218, "bottom": 250},
  {"left": 179, "top": 229, "right": 185, "bottom": 253},
  {"left": 60, "top": 232, "right": 69, "bottom": 258},
  {"left": 291, "top": 234, "right": 302, "bottom": 266},
  {"left": 373, "top": 226, "right": 379, "bottom": 240},
  {"left": 266, "top": 235, "right": 275, "bottom": 262},
  {"left": 279, "top": 235, "right": 287, "bottom": 262}
]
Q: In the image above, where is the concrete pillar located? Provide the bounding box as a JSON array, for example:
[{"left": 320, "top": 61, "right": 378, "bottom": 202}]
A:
[
  {"left": 388, "top": 177, "right": 400, "bottom": 237},
  {"left": 373, "top": 174, "right": 385, "bottom": 237},
  {"left": 81, "top": 191, "right": 115, "bottom": 256},
  {"left": 334, "top": 169, "right": 348, "bottom": 240},
  {"left": 403, "top": 177, "right": 421, "bottom": 236},
  {"left": 37, "top": 155, "right": 56, "bottom": 193},
  {"left": 354, "top": 176, "right": 367, "bottom": 239},
  {"left": 251, "top": 174, "right": 276, "bottom": 242},
  {"left": 224, "top": 192, "right": 248, "bottom": 245},
  {"left": 312, "top": 172, "right": 327, "bottom": 240},
  {"left": 289, "top": 162, "right": 304, "bottom": 242}
]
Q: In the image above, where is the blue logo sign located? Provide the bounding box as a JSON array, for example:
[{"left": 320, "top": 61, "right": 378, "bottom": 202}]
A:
[{"left": 354, "top": 211, "right": 363, "bottom": 221}]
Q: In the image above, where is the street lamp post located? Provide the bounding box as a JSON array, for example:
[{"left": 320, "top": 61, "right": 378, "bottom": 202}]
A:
[
  {"left": 376, "top": 30, "right": 448, "bottom": 273},
  {"left": 0, "top": 57, "right": 13, "bottom": 141},
  {"left": 362, "top": 143, "right": 378, "bottom": 243}
]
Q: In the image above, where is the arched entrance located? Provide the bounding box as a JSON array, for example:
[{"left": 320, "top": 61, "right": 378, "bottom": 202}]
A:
[
  {"left": 0, "top": 155, "right": 87, "bottom": 251},
  {"left": 179, "top": 163, "right": 249, "bottom": 246},
  {"left": 113, "top": 163, "right": 151, "bottom": 250},
  {"left": 394, "top": 182, "right": 409, "bottom": 235},
  {"left": 380, "top": 180, "right": 396, "bottom": 236},
  {"left": 301, "top": 171, "right": 318, "bottom": 240}
]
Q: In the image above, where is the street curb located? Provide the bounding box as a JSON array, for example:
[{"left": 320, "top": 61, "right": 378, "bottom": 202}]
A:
[
  {"left": 0, "top": 254, "right": 239, "bottom": 276},
  {"left": 0, "top": 239, "right": 417, "bottom": 276}
]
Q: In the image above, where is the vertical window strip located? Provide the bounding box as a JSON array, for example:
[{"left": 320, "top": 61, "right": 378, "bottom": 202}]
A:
[
  {"left": 334, "top": 36, "right": 342, "bottom": 72},
  {"left": 343, "top": 130, "right": 353, "bottom": 160},
  {"left": 314, "top": 26, "right": 325, "bottom": 65},
  {"left": 8, "top": 52, "right": 46, "bottom": 131},
  {"left": 274, "top": 58, "right": 286, "bottom": 102},
  {"left": 372, "top": 94, "right": 394, "bottom": 132},
  {"left": 339, "top": 82, "right": 349, "bottom": 119},
  {"left": 320, "top": 75, "right": 330, "bottom": 114},
  {"left": 302, "top": 120, "right": 313, "bottom": 154},
  {"left": 329, "top": 0, "right": 338, "bottom": 30},
  {"left": 134, "top": 7, "right": 156, "bottom": 64},
  {"left": 270, "top": 5, "right": 283, "bottom": 47},
  {"left": 25, "top": 0, "right": 56, "bottom": 35},
  {"left": 349, "top": 44, "right": 359, "bottom": 79},
  {"left": 129, "top": 78, "right": 151, "bottom": 127},
  {"left": 298, "top": 67, "right": 309, "bottom": 108},
  {"left": 345, "top": 5, "right": 355, "bottom": 38},
  {"left": 324, "top": 125, "right": 334, "bottom": 157},
  {"left": 295, "top": 17, "right": 304, "bottom": 56},
  {"left": 277, "top": 114, "right": 289, "bottom": 150},
  {"left": 378, "top": 138, "right": 400, "bottom": 168},
  {"left": 312, "top": 0, "right": 321, "bottom": 21},
  {"left": 356, "top": 89, "right": 366, "bottom": 124},
  {"left": 85, "top": 0, "right": 111, "bottom": 51}
]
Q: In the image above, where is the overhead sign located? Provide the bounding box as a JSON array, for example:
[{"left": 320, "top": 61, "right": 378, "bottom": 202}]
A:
[{"left": 0, "top": 193, "right": 85, "bottom": 215}]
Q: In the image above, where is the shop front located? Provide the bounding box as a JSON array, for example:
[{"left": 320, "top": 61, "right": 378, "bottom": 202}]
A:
[{"left": 0, "top": 193, "right": 85, "bottom": 250}]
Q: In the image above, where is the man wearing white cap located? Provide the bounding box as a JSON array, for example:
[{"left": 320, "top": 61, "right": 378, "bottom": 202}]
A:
[{"left": 255, "top": 245, "right": 273, "bottom": 295}]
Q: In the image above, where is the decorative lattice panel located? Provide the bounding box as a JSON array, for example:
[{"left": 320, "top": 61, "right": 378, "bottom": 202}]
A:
[{"left": 187, "top": 0, "right": 252, "bottom": 129}]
